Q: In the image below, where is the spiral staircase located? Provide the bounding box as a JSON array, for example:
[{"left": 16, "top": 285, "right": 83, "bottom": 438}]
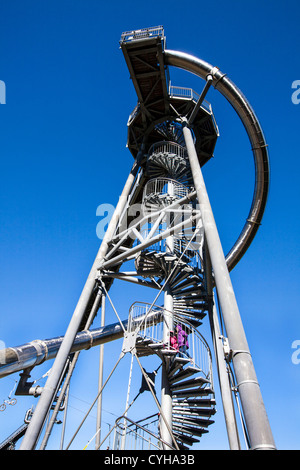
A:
[
  {"left": 125, "top": 131, "right": 216, "bottom": 450},
  {"left": 131, "top": 307, "right": 216, "bottom": 450}
]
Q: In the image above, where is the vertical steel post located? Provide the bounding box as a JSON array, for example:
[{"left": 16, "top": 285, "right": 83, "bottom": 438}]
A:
[
  {"left": 182, "top": 120, "right": 276, "bottom": 450},
  {"left": 95, "top": 289, "right": 106, "bottom": 449},
  {"left": 160, "top": 179, "right": 174, "bottom": 449},
  {"left": 121, "top": 353, "right": 134, "bottom": 450},
  {"left": 204, "top": 239, "right": 241, "bottom": 449},
  {"left": 211, "top": 299, "right": 241, "bottom": 449},
  {"left": 20, "top": 146, "right": 145, "bottom": 450},
  {"left": 160, "top": 284, "right": 173, "bottom": 449}
]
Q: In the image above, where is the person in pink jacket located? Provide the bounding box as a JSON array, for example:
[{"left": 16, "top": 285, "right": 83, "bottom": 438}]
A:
[
  {"left": 175, "top": 323, "right": 190, "bottom": 357},
  {"left": 170, "top": 330, "right": 179, "bottom": 352}
]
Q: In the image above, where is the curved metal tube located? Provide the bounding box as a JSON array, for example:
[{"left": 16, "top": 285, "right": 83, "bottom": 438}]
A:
[
  {"left": 164, "top": 50, "right": 269, "bottom": 271},
  {"left": 0, "top": 321, "right": 126, "bottom": 378},
  {"left": 0, "top": 310, "right": 164, "bottom": 378}
]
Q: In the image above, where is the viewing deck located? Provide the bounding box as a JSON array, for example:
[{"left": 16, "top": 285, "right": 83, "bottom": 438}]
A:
[{"left": 120, "top": 27, "right": 219, "bottom": 167}]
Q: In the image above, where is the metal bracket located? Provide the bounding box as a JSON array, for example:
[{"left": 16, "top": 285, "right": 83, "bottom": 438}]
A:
[
  {"left": 122, "top": 331, "right": 138, "bottom": 355},
  {"left": 15, "top": 368, "right": 43, "bottom": 397},
  {"left": 219, "top": 335, "right": 233, "bottom": 362}
]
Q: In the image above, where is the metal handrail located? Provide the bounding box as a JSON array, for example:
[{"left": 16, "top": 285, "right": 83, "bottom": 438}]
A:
[
  {"left": 148, "top": 140, "right": 187, "bottom": 159},
  {"left": 120, "top": 26, "right": 165, "bottom": 45},
  {"left": 169, "top": 85, "right": 212, "bottom": 113},
  {"left": 137, "top": 225, "right": 203, "bottom": 267},
  {"left": 112, "top": 415, "right": 169, "bottom": 450},
  {"left": 128, "top": 302, "right": 213, "bottom": 382},
  {"left": 143, "top": 177, "right": 190, "bottom": 201},
  {"left": 109, "top": 414, "right": 175, "bottom": 450}
]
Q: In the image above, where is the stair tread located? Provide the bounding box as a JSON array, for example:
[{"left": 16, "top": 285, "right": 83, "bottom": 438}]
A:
[
  {"left": 173, "top": 408, "right": 216, "bottom": 417},
  {"left": 170, "top": 357, "right": 190, "bottom": 366},
  {"left": 172, "top": 431, "right": 200, "bottom": 445},
  {"left": 169, "top": 365, "right": 202, "bottom": 383},
  {"left": 173, "top": 424, "right": 209, "bottom": 437},
  {"left": 148, "top": 342, "right": 164, "bottom": 349},
  {"left": 170, "top": 376, "right": 210, "bottom": 391},
  {"left": 173, "top": 398, "right": 216, "bottom": 408},
  {"left": 136, "top": 337, "right": 152, "bottom": 345},
  {"left": 173, "top": 398, "right": 216, "bottom": 405},
  {"left": 168, "top": 358, "right": 190, "bottom": 376},
  {"left": 172, "top": 387, "right": 213, "bottom": 398},
  {"left": 160, "top": 349, "right": 177, "bottom": 355},
  {"left": 173, "top": 415, "right": 215, "bottom": 428}
]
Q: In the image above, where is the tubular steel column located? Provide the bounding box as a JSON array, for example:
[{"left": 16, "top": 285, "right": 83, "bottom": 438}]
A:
[
  {"left": 95, "top": 288, "right": 106, "bottom": 449},
  {"left": 182, "top": 120, "right": 276, "bottom": 450},
  {"left": 204, "top": 240, "right": 241, "bottom": 450},
  {"left": 160, "top": 284, "right": 174, "bottom": 449},
  {"left": 160, "top": 181, "right": 175, "bottom": 449},
  {"left": 20, "top": 146, "right": 144, "bottom": 450}
]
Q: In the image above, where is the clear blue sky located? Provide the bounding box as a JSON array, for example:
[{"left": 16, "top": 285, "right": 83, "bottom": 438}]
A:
[{"left": 0, "top": 0, "right": 299, "bottom": 450}]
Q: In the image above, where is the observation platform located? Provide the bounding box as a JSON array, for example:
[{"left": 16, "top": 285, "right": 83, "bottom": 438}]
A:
[{"left": 120, "top": 26, "right": 219, "bottom": 167}]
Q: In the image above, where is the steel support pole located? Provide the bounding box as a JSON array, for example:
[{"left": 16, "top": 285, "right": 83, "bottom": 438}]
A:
[
  {"left": 210, "top": 299, "right": 241, "bottom": 450},
  {"left": 160, "top": 284, "right": 173, "bottom": 449},
  {"left": 39, "top": 288, "right": 103, "bottom": 450},
  {"left": 204, "top": 240, "right": 241, "bottom": 450},
  {"left": 95, "top": 289, "right": 106, "bottom": 449},
  {"left": 20, "top": 146, "right": 145, "bottom": 450},
  {"left": 188, "top": 74, "right": 213, "bottom": 126},
  {"left": 160, "top": 180, "right": 174, "bottom": 449},
  {"left": 182, "top": 120, "right": 276, "bottom": 450}
]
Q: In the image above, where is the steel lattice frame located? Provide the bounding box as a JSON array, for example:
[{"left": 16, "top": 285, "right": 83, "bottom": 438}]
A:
[{"left": 0, "top": 26, "right": 276, "bottom": 451}]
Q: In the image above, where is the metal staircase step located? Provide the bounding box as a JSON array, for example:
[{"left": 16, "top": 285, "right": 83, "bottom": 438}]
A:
[
  {"left": 172, "top": 310, "right": 205, "bottom": 322},
  {"left": 169, "top": 365, "right": 202, "bottom": 384},
  {"left": 135, "top": 338, "right": 166, "bottom": 357},
  {"left": 168, "top": 357, "right": 190, "bottom": 375},
  {"left": 173, "top": 308, "right": 206, "bottom": 317},
  {"left": 172, "top": 387, "right": 213, "bottom": 398},
  {"left": 171, "top": 277, "right": 201, "bottom": 294},
  {"left": 135, "top": 345, "right": 154, "bottom": 357},
  {"left": 173, "top": 407, "right": 216, "bottom": 418},
  {"left": 160, "top": 348, "right": 177, "bottom": 356},
  {"left": 186, "top": 318, "right": 203, "bottom": 328},
  {"left": 172, "top": 423, "right": 209, "bottom": 438},
  {"left": 170, "top": 376, "right": 210, "bottom": 391},
  {"left": 136, "top": 337, "right": 153, "bottom": 345},
  {"left": 148, "top": 342, "right": 164, "bottom": 349},
  {"left": 172, "top": 431, "right": 200, "bottom": 446},
  {"left": 173, "top": 298, "right": 206, "bottom": 305},
  {"left": 173, "top": 397, "right": 216, "bottom": 408},
  {"left": 173, "top": 293, "right": 205, "bottom": 302},
  {"left": 169, "top": 267, "right": 194, "bottom": 286},
  {"left": 173, "top": 415, "right": 215, "bottom": 428},
  {"left": 173, "top": 303, "right": 207, "bottom": 312}
]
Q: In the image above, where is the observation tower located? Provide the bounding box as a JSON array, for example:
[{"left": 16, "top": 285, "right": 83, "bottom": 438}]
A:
[{"left": 0, "top": 26, "right": 276, "bottom": 451}]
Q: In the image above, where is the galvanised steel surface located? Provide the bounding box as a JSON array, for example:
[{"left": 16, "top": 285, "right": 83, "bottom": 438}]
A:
[{"left": 1, "top": 26, "right": 275, "bottom": 451}]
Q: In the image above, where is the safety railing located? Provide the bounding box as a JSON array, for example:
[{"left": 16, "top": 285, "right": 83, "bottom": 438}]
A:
[
  {"left": 148, "top": 140, "right": 187, "bottom": 160},
  {"left": 136, "top": 224, "right": 202, "bottom": 269},
  {"left": 173, "top": 236, "right": 203, "bottom": 268},
  {"left": 127, "top": 103, "right": 140, "bottom": 126},
  {"left": 169, "top": 85, "right": 212, "bottom": 114},
  {"left": 111, "top": 415, "right": 167, "bottom": 451},
  {"left": 128, "top": 302, "right": 164, "bottom": 343},
  {"left": 120, "top": 26, "right": 165, "bottom": 46},
  {"left": 143, "top": 177, "right": 189, "bottom": 202},
  {"left": 128, "top": 302, "right": 213, "bottom": 382}
]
